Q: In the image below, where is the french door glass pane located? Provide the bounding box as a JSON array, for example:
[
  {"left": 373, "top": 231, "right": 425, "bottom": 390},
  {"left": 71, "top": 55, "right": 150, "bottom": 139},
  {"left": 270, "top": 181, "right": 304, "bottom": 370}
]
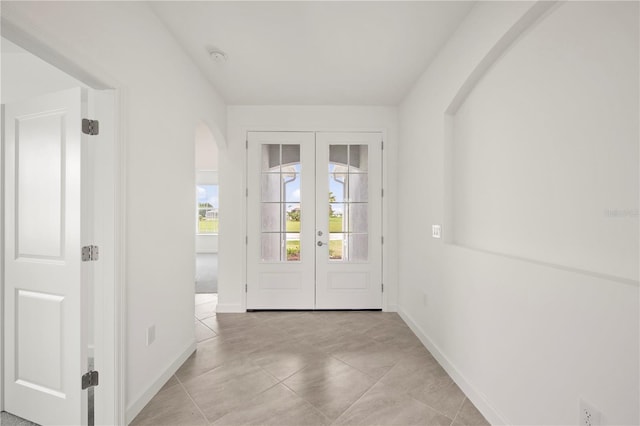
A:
[
  {"left": 284, "top": 173, "right": 300, "bottom": 202},
  {"left": 261, "top": 143, "right": 301, "bottom": 262},
  {"left": 282, "top": 144, "right": 300, "bottom": 165},
  {"left": 348, "top": 174, "right": 368, "bottom": 202},
  {"left": 329, "top": 204, "right": 344, "bottom": 233},
  {"left": 348, "top": 204, "right": 368, "bottom": 233},
  {"left": 261, "top": 173, "right": 281, "bottom": 202},
  {"left": 329, "top": 234, "right": 345, "bottom": 260},
  {"left": 349, "top": 145, "right": 368, "bottom": 172},
  {"left": 261, "top": 203, "right": 281, "bottom": 232},
  {"left": 261, "top": 233, "right": 282, "bottom": 262},
  {"left": 328, "top": 144, "right": 369, "bottom": 262},
  {"left": 348, "top": 234, "right": 369, "bottom": 262},
  {"left": 262, "top": 144, "right": 281, "bottom": 171}
]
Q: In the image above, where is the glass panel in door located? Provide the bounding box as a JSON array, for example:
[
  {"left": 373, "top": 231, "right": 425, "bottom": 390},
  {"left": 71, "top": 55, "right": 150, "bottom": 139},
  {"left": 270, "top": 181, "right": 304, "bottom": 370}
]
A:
[
  {"left": 328, "top": 144, "right": 369, "bottom": 262},
  {"left": 260, "top": 144, "right": 302, "bottom": 262}
]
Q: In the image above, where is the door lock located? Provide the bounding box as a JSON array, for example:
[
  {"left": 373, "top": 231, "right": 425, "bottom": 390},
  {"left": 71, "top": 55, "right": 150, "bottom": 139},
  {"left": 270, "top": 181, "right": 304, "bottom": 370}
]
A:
[
  {"left": 317, "top": 241, "right": 327, "bottom": 247},
  {"left": 317, "top": 230, "right": 323, "bottom": 236}
]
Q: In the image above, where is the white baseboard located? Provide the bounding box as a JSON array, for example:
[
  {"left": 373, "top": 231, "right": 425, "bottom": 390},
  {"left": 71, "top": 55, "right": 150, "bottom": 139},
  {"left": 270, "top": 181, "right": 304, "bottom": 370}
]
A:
[
  {"left": 216, "top": 303, "right": 244, "bottom": 313},
  {"left": 195, "top": 250, "right": 218, "bottom": 254},
  {"left": 398, "top": 307, "right": 509, "bottom": 425},
  {"left": 125, "top": 341, "right": 197, "bottom": 424}
]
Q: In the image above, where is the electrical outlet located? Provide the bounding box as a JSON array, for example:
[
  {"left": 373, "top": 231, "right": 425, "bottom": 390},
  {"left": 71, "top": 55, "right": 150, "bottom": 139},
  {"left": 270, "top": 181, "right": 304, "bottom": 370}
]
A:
[
  {"left": 579, "top": 399, "right": 601, "bottom": 426},
  {"left": 146, "top": 325, "right": 156, "bottom": 347},
  {"left": 432, "top": 225, "right": 442, "bottom": 239}
]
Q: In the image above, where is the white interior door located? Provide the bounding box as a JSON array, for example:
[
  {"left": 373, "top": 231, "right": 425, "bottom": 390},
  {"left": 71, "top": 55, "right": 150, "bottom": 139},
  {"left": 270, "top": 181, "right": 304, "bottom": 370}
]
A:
[
  {"left": 246, "top": 132, "right": 316, "bottom": 309},
  {"left": 3, "top": 87, "right": 88, "bottom": 425},
  {"left": 315, "top": 132, "right": 382, "bottom": 309},
  {"left": 247, "top": 131, "right": 382, "bottom": 310}
]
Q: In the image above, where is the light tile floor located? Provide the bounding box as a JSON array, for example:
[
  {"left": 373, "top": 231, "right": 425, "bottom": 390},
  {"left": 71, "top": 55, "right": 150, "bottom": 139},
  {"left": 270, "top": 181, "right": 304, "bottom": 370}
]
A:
[
  {"left": 132, "top": 294, "right": 489, "bottom": 426},
  {"left": 0, "top": 411, "right": 39, "bottom": 426}
]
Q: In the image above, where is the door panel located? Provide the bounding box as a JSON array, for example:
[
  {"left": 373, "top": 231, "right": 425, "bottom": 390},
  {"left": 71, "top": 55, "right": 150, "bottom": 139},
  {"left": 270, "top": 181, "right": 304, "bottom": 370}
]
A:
[
  {"left": 247, "top": 132, "right": 316, "bottom": 309},
  {"left": 4, "top": 88, "right": 87, "bottom": 425},
  {"left": 246, "top": 131, "right": 382, "bottom": 310},
  {"left": 16, "top": 111, "right": 66, "bottom": 259},
  {"left": 315, "top": 132, "right": 382, "bottom": 309}
]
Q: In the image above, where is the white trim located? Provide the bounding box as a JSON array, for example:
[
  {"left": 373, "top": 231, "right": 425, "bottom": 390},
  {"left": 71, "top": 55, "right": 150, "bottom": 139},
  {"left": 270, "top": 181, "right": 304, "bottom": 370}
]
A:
[
  {"left": 196, "top": 249, "right": 218, "bottom": 254},
  {"left": 125, "top": 342, "right": 196, "bottom": 424},
  {"left": 398, "top": 307, "right": 509, "bottom": 425},
  {"left": 216, "top": 303, "right": 245, "bottom": 313},
  {"left": 113, "top": 88, "right": 128, "bottom": 426},
  {"left": 1, "top": 15, "right": 126, "bottom": 426},
  {"left": 0, "top": 105, "right": 5, "bottom": 412}
]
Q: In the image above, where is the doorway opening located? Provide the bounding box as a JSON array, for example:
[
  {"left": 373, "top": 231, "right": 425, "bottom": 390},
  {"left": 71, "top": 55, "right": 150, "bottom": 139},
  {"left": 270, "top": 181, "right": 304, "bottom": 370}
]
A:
[
  {"left": 1, "top": 35, "right": 121, "bottom": 425},
  {"left": 246, "top": 131, "right": 383, "bottom": 310},
  {"left": 194, "top": 122, "right": 220, "bottom": 335}
]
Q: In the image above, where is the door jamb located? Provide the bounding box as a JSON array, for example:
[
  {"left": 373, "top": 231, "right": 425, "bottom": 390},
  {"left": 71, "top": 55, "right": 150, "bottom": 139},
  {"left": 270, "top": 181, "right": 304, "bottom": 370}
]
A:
[
  {"left": 1, "top": 105, "right": 5, "bottom": 414},
  {"left": 0, "top": 18, "right": 126, "bottom": 426}
]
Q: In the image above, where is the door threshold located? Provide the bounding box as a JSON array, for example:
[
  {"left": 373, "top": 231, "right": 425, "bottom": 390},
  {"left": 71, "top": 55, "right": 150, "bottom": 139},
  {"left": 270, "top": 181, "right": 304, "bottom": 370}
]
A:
[{"left": 246, "top": 309, "right": 382, "bottom": 312}]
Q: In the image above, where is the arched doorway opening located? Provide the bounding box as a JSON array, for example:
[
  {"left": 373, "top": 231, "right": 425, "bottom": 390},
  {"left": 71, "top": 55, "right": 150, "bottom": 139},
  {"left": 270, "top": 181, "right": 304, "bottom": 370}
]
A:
[{"left": 194, "top": 122, "right": 220, "bottom": 331}]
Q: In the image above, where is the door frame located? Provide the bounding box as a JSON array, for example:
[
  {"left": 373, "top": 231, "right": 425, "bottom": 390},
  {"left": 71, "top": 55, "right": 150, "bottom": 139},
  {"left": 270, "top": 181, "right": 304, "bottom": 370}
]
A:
[
  {"left": 0, "top": 18, "right": 126, "bottom": 425},
  {"left": 242, "top": 127, "right": 390, "bottom": 312}
]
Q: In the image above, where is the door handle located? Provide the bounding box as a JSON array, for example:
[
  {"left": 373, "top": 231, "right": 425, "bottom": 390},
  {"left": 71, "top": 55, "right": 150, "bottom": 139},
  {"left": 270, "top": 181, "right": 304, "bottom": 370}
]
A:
[{"left": 317, "top": 241, "right": 328, "bottom": 247}]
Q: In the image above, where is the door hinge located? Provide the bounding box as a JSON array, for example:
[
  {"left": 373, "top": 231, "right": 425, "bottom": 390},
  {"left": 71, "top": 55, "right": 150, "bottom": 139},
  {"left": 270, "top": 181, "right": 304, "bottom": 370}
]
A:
[
  {"left": 82, "top": 245, "right": 99, "bottom": 262},
  {"left": 246, "top": 188, "right": 248, "bottom": 197},
  {"left": 381, "top": 188, "right": 384, "bottom": 197},
  {"left": 245, "top": 236, "right": 248, "bottom": 244},
  {"left": 81, "top": 370, "right": 99, "bottom": 390},
  {"left": 381, "top": 140, "right": 384, "bottom": 150},
  {"left": 381, "top": 236, "right": 384, "bottom": 245},
  {"left": 381, "top": 283, "right": 384, "bottom": 292},
  {"left": 82, "top": 119, "right": 99, "bottom": 136},
  {"left": 245, "top": 283, "right": 248, "bottom": 292},
  {"left": 246, "top": 139, "right": 249, "bottom": 149}
]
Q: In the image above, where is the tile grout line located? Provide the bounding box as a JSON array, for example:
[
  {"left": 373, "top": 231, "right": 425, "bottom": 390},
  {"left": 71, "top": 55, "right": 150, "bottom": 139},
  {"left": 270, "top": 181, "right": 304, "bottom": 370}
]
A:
[
  {"left": 279, "top": 379, "right": 343, "bottom": 425},
  {"left": 370, "top": 353, "right": 459, "bottom": 422},
  {"left": 196, "top": 317, "right": 218, "bottom": 335},
  {"left": 173, "top": 374, "right": 211, "bottom": 425},
  {"left": 450, "top": 397, "right": 466, "bottom": 426},
  {"left": 181, "top": 308, "right": 472, "bottom": 425},
  {"left": 451, "top": 394, "right": 467, "bottom": 425},
  {"left": 328, "top": 367, "right": 387, "bottom": 424}
]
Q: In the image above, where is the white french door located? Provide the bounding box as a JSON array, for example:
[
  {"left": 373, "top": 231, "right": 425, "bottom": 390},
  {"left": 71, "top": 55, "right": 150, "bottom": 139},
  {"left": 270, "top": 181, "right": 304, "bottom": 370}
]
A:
[
  {"left": 246, "top": 131, "right": 382, "bottom": 310},
  {"left": 3, "top": 88, "right": 89, "bottom": 425}
]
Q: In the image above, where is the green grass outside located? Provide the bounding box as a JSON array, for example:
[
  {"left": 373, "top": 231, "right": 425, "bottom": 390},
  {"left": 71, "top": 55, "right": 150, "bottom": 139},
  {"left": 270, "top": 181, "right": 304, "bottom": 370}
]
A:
[
  {"left": 286, "top": 220, "right": 300, "bottom": 232},
  {"left": 286, "top": 239, "right": 343, "bottom": 259},
  {"left": 285, "top": 216, "right": 343, "bottom": 233},
  {"left": 198, "top": 218, "right": 219, "bottom": 234}
]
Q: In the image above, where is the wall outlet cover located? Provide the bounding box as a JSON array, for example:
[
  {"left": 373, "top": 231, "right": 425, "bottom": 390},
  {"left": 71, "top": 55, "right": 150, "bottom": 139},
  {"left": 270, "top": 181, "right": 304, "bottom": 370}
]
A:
[
  {"left": 579, "top": 399, "right": 602, "bottom": 426},
  {"left": 432, "top": 225, "right": 442, "bottom": 239}
]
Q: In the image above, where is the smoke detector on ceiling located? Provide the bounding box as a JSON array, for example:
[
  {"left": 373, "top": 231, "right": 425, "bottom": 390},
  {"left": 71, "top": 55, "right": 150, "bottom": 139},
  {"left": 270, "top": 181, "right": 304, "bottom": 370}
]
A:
[{"left": 207, "top": 46, "right": 227, "bottom": 62}]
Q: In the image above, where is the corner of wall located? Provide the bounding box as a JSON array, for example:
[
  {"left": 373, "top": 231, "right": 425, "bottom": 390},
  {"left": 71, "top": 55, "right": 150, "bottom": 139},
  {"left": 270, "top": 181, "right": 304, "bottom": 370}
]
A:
[{"left": 125, "top": 341, "right": 196, "bottom": 424}]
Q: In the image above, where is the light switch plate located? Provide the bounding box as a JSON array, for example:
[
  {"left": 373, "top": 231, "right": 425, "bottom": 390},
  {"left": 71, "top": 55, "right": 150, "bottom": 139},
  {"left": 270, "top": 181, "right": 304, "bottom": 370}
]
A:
[
  {"left": 146, "top": 325, "right": 156, "bottom": 346},
  {"left": 432, "top": 225, "right": 442, "bottom": 239}
]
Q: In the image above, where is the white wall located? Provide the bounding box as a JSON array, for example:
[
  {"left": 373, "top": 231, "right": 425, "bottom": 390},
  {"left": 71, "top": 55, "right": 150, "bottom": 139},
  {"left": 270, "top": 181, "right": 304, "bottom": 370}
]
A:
[
  {"left": 1, "top": 2, "right": 227, "bottom": 422},
  {"left": 451, "top": 2, "right": 638, "bottom": 281},
  {"left": 1, "top": 37, "right": 87, "bottom": 104},
  {"left": 220, "top": 106, "right": 398, "bottom": 312},
  {"left": 398, "top": 1, "right": 639, "bottom": 425}
]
